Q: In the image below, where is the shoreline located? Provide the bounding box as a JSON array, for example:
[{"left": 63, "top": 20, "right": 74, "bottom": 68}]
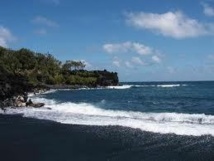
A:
[
  {"left": 0, "top": 83, "right": 121, "bottom": 109},
  {"left": 45, "top": 84, "right": 121, "bottom": 90},
  {"left": 0, "top": 114, "right": 214, "bottom": 161}
]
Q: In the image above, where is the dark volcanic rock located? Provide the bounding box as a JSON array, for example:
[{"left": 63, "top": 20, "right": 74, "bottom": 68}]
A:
[
  {"left": 0, "top": 67, "right": 47, "bottom": 108},
  {"left": 0, "top": 66, "right": 33, "bottom": 101},
  {"left": 31, "top": 103, "right": 45, "bottom": 108},
  {"left": 94, "top": 70, "right": 119, "bottom": 86}
]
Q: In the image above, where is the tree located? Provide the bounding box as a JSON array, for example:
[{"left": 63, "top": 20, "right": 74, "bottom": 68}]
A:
[
  {"left": 62, "top": 60, "right": 73, "bottom": 71},
  {"left": 16, "top": 48, "right": 37, "bottom": 70},
  {"left": 62, "top": 60, "right": 85, "bottom": 71},
  {"left": 78, "top": 61, "right": 86, "bottom": 70}
]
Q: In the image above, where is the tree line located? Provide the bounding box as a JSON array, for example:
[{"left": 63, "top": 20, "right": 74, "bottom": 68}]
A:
[{"left": 0, "top": 46, "right": 118, "bottom": 87}]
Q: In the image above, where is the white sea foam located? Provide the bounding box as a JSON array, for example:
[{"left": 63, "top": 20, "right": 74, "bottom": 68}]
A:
[
  {"left": 41, "top": 89, "right": 58, "bottom": 95},
  {"left": 157, "top": 84, "right": 181, "bottom": 88},
  {"left": 28, "top": 89, "right": 58, "bottom": 98},
  {"left": 107, "top": 85, "right": 132, "bottom": 89},
  {"left": 107, "top": 84, "right": 187, "bottom": 89},
  {"left": 1, "top": 97, "right": 214, "bottom": 137},
  {"left": 28, "top": 84, "right": 186, "bottom": 93},
  {"left": 134, "top": 85, "right": 156, "bottom": 88}
]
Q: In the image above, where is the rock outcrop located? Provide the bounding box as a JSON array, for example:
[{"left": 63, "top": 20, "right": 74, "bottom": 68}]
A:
[
  {"left": 94, "top": 70, "right": 119, "bottom": 86},
  {"left": 1, "top": 94, "right": 45, "bottom": 110},
  {"left": 0, "top": 66, "right": 47, "bottom": 108},
  {"left": 15, "top": 96, "right": 45, "bottom": 108}
]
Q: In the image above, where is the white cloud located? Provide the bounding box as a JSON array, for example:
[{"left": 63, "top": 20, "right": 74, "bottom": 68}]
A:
[
  {"left": 202, "top": 3, "right": 214, "bottom": 17},
  {"left": 0, "top": 26, "right": 15, "bottom": 47},
  {"left": 103, "top": 41, "right": 163, "bottom": 69},
  {"left": 126, "top": 11, "right": 208, "bottom": 39},
  {"left": 32, "top": 16, "right": 59, "bottom": 28},
  {"left": 103, "top": 41, "right": 153, "bottom": 55},
  {"left": 126, "top": 55, "right": 162, "bottom": 68},
  {"left": 103, "top": 42, "right": 131, "bottom": 54},
  {"left": 132, "top": 42, "right": 153, "bottom": 55},
  {"left": 131, "top": 57, "right": 145, "bottom": 65},
  {"left": 152, "top": 55, "right": 161, "bottom": 63}
]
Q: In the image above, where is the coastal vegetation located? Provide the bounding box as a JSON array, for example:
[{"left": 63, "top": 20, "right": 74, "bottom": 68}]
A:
[
  {"left": 0, "top": 46, "right": 118, "bottom": 105},
  {"left": 0, "top": 46, "right": 118, "bottom": 86}
]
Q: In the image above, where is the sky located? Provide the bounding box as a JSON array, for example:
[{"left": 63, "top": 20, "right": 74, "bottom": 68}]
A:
[{"left": 1, "top": 0, "right": 214, "bottom": 82}]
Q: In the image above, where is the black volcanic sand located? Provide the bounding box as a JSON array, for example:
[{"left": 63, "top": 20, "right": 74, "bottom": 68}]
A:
[{"left": 0, "top": 114, "right": 214, "bottom": 161}]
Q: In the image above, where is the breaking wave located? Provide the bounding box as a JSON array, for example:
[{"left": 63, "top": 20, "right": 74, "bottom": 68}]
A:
[
  {"left": 1, "top": 97, "right": 214, "bottom": 137},
  {"left": 106, "top": 85, "right": 132, "bottom": 89},
  {"left": 27, "top": 84, "right": 187, "bottom": 93},
  {"left": 157, "top": 84, "right": 185, "bottom": 88},
  {"left": 107, "top": 84, "right": 187, "bottom": 89}
]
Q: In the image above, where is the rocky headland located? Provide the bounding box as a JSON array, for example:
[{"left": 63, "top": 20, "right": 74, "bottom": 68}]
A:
[{"left": 0, "top": 46, "right": 119, "bottom": 110}]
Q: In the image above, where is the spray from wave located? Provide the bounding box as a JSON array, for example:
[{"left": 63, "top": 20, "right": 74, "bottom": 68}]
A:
[
  {"left": 106, "top": 84, "right": 187, "bottom": 89},
  {"left": 1, "top": 96, "right": 214, "bottom": 137}
]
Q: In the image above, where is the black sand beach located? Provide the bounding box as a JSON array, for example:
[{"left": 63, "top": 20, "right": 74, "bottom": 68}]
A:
[{"left": 0, "top": 114, "right": 214, "bottom": 161}]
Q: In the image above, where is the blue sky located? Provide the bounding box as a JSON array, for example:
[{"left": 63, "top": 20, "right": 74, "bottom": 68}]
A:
[{"left": 1, "top": 0, "right": 214, "bottom": 81}]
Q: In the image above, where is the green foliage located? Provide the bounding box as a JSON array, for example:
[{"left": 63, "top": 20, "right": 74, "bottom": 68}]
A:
[
  {"left": 54, "top": 74, "right": 64, "bottom": 84},
  {"left": 62, "top": 60, "right": 86, "bottom": 71},
  {"left": 0, "top": 46, "right": 119, "bottom": 87}
]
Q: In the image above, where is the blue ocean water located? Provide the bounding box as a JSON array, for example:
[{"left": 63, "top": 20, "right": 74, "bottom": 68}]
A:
[
  {"left": 1, "top": 81, "right": 214, "bottom": 160},
  {"left": 2, "top": 81, "right": 214, "bottom": 136},
  {"left": 45, "top": 81, "right": 214, "bottom": 115}
]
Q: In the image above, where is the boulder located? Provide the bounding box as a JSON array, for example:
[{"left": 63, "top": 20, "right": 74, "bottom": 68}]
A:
[
  {"left": 15, "top": 101, "right": 26, "bottom": 107},
  {"left": 31, "top": 103, "right": 45, "bottom": 108},
  {"left": 26, "top": 99, "right": 45, "bottom": 108},
  {"left": 14, "top": 95, "right": 26, "bottom": 107}
]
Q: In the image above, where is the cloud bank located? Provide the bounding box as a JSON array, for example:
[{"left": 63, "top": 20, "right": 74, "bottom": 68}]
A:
[
  {"left": 126, "top": 11, "right": 211, "bottom": 39},
  {"left": 103, "top": 41, "right": 162, "bottom": 68}
]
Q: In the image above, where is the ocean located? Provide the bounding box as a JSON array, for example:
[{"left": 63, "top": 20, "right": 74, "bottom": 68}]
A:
[{"left": 1, "top": 81, "right": 214, "bottom": 161}]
